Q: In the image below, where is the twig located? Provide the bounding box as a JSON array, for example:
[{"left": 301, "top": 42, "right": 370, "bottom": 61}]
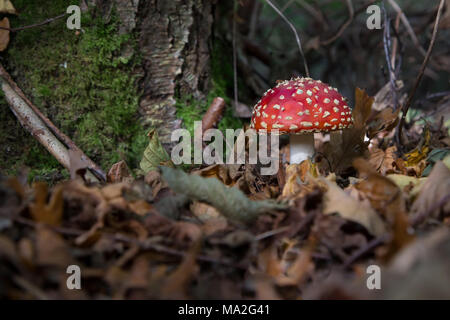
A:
[
  {"left": 386, "top": 0, "right": 428, "bottom": 58},
  {"left": 382, "top": 2, "right": 399, "bottom": 111},
  {"left": 295, "top": 0, "right": 329, "bottom": 31},
  {"left": 233, "top": 0, "right": 239, "bottom": 111},
  {"left": 391, "top": 11, "right": 402, "bottom": 70},
  {"left": 395, "top": 0, "right": 445, "bottom": 147},
  {"left": 321, "top": 0, "right": 354, "bottom": 46},
  {"left": 201, "top": 97, "right": 226, "bottom": 133},
  {"left": 254, "top": 226, "right": 290, "bottom": 241},
  {"left": 0, "top": 13, "right": 68, "bottom": 32},
  {"left": 262, "top": 0, "right": 310, "bottom": 77},
  {"left": 343, "top": 235, "right": 389, "bottom": 268},
  {"left": 13, "top": 276, "right": 50, "bottom": 300},
  {"left": 0, "top": 64, "right": 106, "bottom": 182}
]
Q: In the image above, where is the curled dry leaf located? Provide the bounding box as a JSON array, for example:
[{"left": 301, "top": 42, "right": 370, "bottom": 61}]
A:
[
  {"left": 367, "top": 107, "right": 400, "bottom": 139},
  {"left": 322, "top": 179, "right": 386, "bottom": 236},
  {"left": 353, "top": 158, "right": 414, "bottom": 260},
  {"left": 369, "top": 146, "right": 398, "bottom": 175},
  {"left": 410, "top": 161, "right": 450, "bottom": 225},
  {"left": 140, "top": 129, "right": 173, "bottom": 174},
  {"left": 107, "top": 160, "right": 133, "bottom": 183}
]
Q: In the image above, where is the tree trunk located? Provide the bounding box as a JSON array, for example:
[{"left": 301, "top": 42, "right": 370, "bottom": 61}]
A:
[{"left": 89, "top": 0, "right": 215, "bottom": 144}]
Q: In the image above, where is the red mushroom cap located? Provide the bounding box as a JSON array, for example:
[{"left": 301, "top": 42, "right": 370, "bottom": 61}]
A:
[{"left": 250, "top": 77, "right": 353, "bottom": 134}]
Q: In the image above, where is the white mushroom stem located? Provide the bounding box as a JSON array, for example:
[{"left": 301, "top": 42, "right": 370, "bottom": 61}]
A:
[{"left": 290, "top": 133, "right": 315, "bottom": 164}]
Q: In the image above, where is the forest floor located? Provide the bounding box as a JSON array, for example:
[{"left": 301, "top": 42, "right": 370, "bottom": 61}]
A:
[{"left": 0, "top": 1, "right": 449, "bottom": 300}]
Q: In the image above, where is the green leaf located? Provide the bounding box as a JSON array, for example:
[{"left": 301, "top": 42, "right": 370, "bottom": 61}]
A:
[
  {"left": 160, "top": 166, "right": 288, "bottom": 223},
  {"left": 423, "top": 148, "right": 450, "bottom": 177},
  {"left": 139, "top": 129, "right": 173, "bottom": 173}
]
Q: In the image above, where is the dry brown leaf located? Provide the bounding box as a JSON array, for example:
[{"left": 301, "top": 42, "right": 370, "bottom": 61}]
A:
[
  {"left": 161, "top": 240, "right": 201, "bottom": 299},
  {"left": 29, "top": 182, "right": 64, "bottom": 226},
  {"left": 367, "top": 107, "right": 400, "bottom": 139},
  {"left": 323, "top": 88, "right": 372, "bottom": 173},
  {"left": 281, "top": 161, "right": 320, "bottom": 198},
  {"left": 107, "top": 160, "right": 133, "bottom": 183},
  {"left": 36, "top": 225, "right": 74, "bottom": 267},
  {"left": 372, "top": 81, "right": 405, "bottom": 111},
  {"left": 275, "top": 237, "right": 315, "bottom": 287},
  {"left": 410, "top": 161, "right": 450, "bottom": 224},
  {"left": 353, "top": 159, "right": 414, "bottom": 260},
  {"left": 369, "top": 146, "right": 398, "bottom": 175},
  {"left": 322, "top": 179, "right": 386, "bottom": 236}
]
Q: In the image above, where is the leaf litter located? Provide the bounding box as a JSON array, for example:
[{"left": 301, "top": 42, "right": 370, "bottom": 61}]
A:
[{"left": 0, "top": 87, "right": 450, "bottom": 299}]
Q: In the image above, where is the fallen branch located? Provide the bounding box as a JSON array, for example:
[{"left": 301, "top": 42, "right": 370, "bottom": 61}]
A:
[
  {"left": 395, "top": 0, "right": 445, "bottom": 147},
  {"left": 0, "top": 64, "right": 106, "bottom": 182}
]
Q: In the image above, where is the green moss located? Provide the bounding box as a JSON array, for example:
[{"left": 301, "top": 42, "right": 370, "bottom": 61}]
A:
[
  {"left": 176, "top": 41, "right": 243, "bottom": 137},
  {"left": 0, "top": 1, "right": 147, "bottom": 182}
]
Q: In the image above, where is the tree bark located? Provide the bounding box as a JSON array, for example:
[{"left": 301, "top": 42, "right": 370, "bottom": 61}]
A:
[{"left": 89, "top": 0, "right": 215, "bottom": 144}]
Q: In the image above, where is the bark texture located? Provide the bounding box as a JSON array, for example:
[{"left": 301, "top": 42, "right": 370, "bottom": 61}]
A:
[{"left": 89, "top": 0, "right": 214, "bottom": 144}]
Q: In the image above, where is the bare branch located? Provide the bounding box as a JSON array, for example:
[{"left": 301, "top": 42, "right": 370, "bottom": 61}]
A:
[
  {"left": 321, "top": 0, "right": 354, "bottom": 46},
  {"left": 395, "top": 0, "right": 445, "bottom": 146},
  {"left": 262, "top": 0, "right": 310, "bottom": 77}
]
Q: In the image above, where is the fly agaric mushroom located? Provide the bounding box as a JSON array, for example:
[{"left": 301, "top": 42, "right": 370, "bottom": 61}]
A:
[{"left": 250, "top": 77, "right": 353, "bottom": 164}]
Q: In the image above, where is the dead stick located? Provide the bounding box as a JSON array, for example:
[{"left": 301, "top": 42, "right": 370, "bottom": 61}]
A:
[
  {"left": 201, "top": 97, "right": 226, "bottom": 134},
  {"left": 0, "top": 64, "right": 105, "bottom": 181},
  {"left": 395, "top": 0, "right": 445, "bottom": 147},
  {"left": 0, "top": 64, "right": 105, "bottom": 182}
]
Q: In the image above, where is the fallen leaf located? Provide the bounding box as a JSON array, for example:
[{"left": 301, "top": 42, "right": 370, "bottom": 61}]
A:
[
  {"left": 410, "top": 161, "right": 450, "bottom": 224},
  {"left": 367, "top": 107, "right": 400, "bottom": 139},
  {"left": 387, "top": 174, "right": 426, "bottom": 195},
  {"left": 29, "top": 182, "right": 64, "bottom": 226},
  {"left": 108, "top": 160, "right": 133, "bottom": 183},
  {"left": 322, "top": 179, "right": 386, "bottom": 236},
  {"left": 36, "top": 225, "right": 74, "bottom": 267},
  {"left": 161, "top": 240, "right": 201, "bottom": 299},
  {"left": 369, "top": 146, "right": 398, "bottom": 175},
  {"left": 140, "top": 129, "right": 173, "bottom": 174}
]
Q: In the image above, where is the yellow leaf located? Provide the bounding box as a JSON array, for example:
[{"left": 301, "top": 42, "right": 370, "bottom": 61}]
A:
[
  {"left": 0, "top": 0, "right": 16, "bottom": 14},
  {"left": 404, "top": 129, "right": 431, "bottom": 167},
  {"left": 0, "top": 17, "right": 10, "bottom": 51}
]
